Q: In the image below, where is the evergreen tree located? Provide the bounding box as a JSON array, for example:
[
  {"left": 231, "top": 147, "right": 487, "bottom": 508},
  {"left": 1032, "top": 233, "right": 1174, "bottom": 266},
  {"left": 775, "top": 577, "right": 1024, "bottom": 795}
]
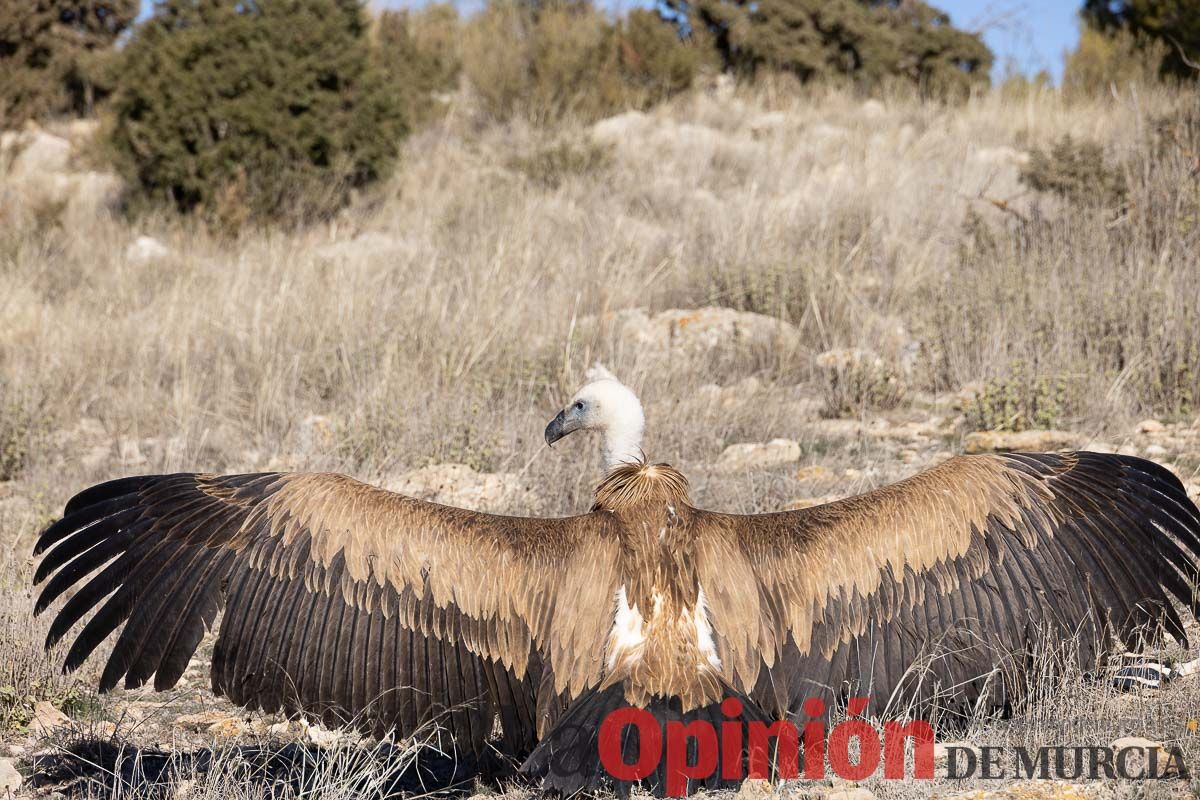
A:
[
  {"left": 660, "top": 0, "right": 991, "bottom": 96},
  {"left": 0, "top": 0, "right": 137, "bottom": 125},
  {"left": 110, "top": 0, "right": 406, "bottom": 226},
  {"left": 1082, "top": 0, "right": 1199, "bottom": 79}
]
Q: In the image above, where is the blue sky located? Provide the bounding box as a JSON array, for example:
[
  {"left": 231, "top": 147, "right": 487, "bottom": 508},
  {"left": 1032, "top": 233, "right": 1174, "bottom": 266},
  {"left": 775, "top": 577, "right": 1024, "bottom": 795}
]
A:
[{"left": 138, "top": 0, "right": 1083, "bottom": 83}]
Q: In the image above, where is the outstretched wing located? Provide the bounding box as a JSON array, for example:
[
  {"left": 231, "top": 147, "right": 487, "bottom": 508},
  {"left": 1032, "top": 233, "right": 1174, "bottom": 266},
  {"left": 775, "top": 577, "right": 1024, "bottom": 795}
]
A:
[
  {"left": 695, "top": 452, "right": 1200, "bottom": 718},
  {"left": 33, "top": 472, "right": 622, "bottom": 751}
]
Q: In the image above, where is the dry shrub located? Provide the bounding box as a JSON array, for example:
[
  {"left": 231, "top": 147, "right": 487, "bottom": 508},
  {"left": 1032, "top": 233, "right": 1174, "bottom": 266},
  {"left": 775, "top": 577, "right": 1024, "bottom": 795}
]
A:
[
  {"left": 0, "top": 383, "right": 47, "bottom": 482},
  {"left": 376, "top": 5, "right": 462, "bottom": 129},
  {"left": 618, "top": 9, "right": 715, "bottom": 101},
  {"left": 813, "top": 349, "right": 905, "bottom": 419},
  {"left": 1063, "top": 27, "right": 1170, "bottom": 99},
  {"left": 1019, "top": 134, "right": 1128, "bottom": 209},
  {"left": 507, "top": 137, "right": 613, "bottom": 188},
  {"left": 462, "top": 0, "right": 699, "bottom": 123},
  {"left": 0, "top": 566, "right": 101, "bottom": 731}
]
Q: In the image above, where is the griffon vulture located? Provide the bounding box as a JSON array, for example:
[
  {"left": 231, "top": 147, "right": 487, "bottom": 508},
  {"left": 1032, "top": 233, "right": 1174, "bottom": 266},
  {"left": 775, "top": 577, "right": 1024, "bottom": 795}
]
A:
[{"left": 32, "top": 368, "right": 1200, "bottom": 795}]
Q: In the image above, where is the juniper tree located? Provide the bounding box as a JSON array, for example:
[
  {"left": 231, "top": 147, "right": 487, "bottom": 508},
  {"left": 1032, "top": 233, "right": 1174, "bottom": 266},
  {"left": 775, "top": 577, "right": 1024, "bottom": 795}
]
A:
[
  {"left": 109, "top": 0, "right": 406, "bottom": 227},
  {"left": 0, "top": 0, "right": 137, "bottom": 124},
  {"left": 659, "top": 0, "right": 991, "bottom": 96}
]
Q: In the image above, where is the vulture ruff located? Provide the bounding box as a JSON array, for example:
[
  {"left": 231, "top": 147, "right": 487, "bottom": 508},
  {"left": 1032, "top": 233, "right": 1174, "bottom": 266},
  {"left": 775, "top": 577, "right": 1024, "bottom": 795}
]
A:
[{"left": 31, "top": 372, "right": 1200, "bottom": 796}]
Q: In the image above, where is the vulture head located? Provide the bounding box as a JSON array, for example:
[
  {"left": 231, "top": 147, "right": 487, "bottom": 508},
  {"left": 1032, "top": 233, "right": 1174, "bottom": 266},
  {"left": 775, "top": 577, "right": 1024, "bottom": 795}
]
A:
[{"left": 545, "top": 363, "right": 644, "bottom": 469}]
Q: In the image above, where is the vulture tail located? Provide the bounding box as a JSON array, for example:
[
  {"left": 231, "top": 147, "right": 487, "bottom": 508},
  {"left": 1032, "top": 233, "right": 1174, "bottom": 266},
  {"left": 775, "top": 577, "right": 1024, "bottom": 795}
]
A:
[{"left": 522, "top": 683, "right": 783, "bottom": 798}]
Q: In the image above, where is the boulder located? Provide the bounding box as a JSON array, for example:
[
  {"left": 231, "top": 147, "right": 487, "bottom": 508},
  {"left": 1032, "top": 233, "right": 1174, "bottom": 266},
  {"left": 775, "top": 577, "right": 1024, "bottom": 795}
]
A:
[
  {"left": 315, "top": 232, "right": 413, "bottom": 263},
  {"left": 860, "top": 99, "right": 886, "bottom": 118},
  {"left": 962, "top": 430, "right": 1080, "bottom": 454},
  {"left": 716, "top": 439, "right": 801, "bottom": 472},
  {"left": 598, "top": 307, "right": 801, "bottom": 362},
  {"left": 174, "top": 711, "right": 243, "bottom": 735},
  {"left": 383, "top": 464, "right": 529, "bottom": 513},
  {"left": 1109, "top": 736, "right": 1181, "bottom": 777},
  {"left": 1138, "top": 418, "right": 1165, "bottom": 433},
  {"left": 126, "top": 235, "right": 172, "bottom": 263},
  {"left": 0, "top": 758, "right": 21, "bottom": 795},
  {"left": 30, "top": 701, "right": 70, "bottom": 735},
  {"left": 825, "top": 789, "right": 876, "bottom": 800},
  {"left": 7, "top": 127, "right": 72, "bottom": 179},
  {"left": 1, "top": 124, "right": 122, "bottom": 220},
  {"left": 591, "top": 110, "right": 649, "bottom": 144},
  {"left": 747, "top": 111, "right": 789, "bottom": 137},
  {"left": 795, "top": 464, "right": 831, "bottom": 482}
]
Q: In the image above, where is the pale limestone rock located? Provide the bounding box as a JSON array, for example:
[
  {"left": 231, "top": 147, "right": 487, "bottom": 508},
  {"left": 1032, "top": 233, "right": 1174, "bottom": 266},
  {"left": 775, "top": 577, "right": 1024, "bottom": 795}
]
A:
[
  {"left": 126, "top": 235, "right": 171, "bottom": 263},
  {"left": 825, "top": 788, "right": 876, "bottom": 800},
  {"left": 600, "top": 306, "right": 801, "bottom": 361},
  {"left": 963, "top": 430, "right": 1080, "bottom": 454},
  {"left": 30, "top": 701, "right": 70, "bottom": 735},
  {"left": 860, "top": 99, "right": 886, "bottom": 118},
  {"left": 1138, "top": 418, "right": 1165, "bottom": 433},
  {"left": 1143, "top": 443, "right": 1168, "bottom": 459},
  {"left": 173, "top": 711, "right": 248, "bottom": 737},
  {"left": 734, "top": 778, "right": 774, "bottom": 800},
  {"left": 8, "top": 128, "right": 72, "bottom": 179},
  {"left": 591, "top": 110, "right": 649, "bottom": 144},
  {"left": 315, "top": 232, "right": 413, "bottom": 263},
  {"left": 298, "top": 718, "right": 353, "bottom": 747},
  {"left": 716, "top": 439, "right": 801, "bottom": 472},
  {"left": 1109, "top": 736, "right": 1180, "bottom": 777},
  {"left": 748, "top": 111, "right": 789, "bottom": 137},
  {"left": 0, "top": 758, "right": 22, "bottom": 795},
  {"left": 383, "top": 464, "right": 530, "bottom": 513},
  {"left": 795, "top": 464, "right": 831, "bottom": 482}
]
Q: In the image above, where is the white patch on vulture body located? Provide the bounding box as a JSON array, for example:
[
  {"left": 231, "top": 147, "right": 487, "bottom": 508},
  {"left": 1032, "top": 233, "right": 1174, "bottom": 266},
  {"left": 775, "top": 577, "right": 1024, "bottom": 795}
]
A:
[
  {"left": 607, "top": 586, "right": 646, "bottom": 669},
  {"left": 694, "top": 587, "right": 722, "bottom": 671},
  {"left": 606, "top": 585, "right": 723, "bottom": 673}
]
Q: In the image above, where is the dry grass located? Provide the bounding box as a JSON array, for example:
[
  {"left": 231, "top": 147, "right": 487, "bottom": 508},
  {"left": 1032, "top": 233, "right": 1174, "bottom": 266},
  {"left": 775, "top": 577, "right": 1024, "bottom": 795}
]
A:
[{"left": 2, "top": 82, "right": 1200, "bottom": 796}]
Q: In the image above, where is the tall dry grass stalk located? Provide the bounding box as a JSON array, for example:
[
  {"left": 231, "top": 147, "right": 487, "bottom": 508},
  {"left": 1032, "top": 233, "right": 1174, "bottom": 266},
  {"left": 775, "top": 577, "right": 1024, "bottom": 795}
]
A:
[{"left": 4, "top": 85, "right": 1198, "bottom": 513}]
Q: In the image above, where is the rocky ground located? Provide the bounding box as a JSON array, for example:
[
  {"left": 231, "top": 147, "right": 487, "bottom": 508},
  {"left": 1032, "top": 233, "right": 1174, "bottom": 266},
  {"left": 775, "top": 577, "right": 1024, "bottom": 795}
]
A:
[
  {"left": 2, "top": 370, "right": 1199, "bottom": 799},
  {"left": 3, "top": 86, "right": 1200, "bottom": 799}
]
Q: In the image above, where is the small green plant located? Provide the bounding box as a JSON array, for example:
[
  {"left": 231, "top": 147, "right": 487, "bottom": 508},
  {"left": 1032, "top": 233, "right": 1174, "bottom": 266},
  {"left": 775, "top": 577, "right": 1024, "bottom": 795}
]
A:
[
  {"left": 1020, "top": 134, "right": 1128, "bottom": 209},
  {"left": 815, "top": 349, "right": 905, "bottom": 419},
  {"left": 964, "top": 363, "right": 1072, "bottom": 432},
  {"left": 704, "top": 262, "right": 808, "bottom": 320},
  {"left": 507, "top": 138, "right": 613, "bottom": 189}
]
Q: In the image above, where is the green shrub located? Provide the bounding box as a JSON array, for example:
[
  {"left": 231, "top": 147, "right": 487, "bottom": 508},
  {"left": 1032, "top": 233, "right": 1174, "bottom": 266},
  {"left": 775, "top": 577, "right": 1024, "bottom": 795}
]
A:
[
  {"left": 108, "top": 0, "right": 406, "bottom": 228},
  {"left": 963, "top": 363, "right": 1072, "bottom": 433},
  {"left": 376, "top": 5, "right": 462, "bottom": 129},
  {"left": 1020, "top": 135, "right": 1128, "bottom": 210},
  {"left": 660, "top": 0, "right": 991, "bottom": 97},
  {"left": 0, "top": 0, "right": 137, "bottom": 126}
]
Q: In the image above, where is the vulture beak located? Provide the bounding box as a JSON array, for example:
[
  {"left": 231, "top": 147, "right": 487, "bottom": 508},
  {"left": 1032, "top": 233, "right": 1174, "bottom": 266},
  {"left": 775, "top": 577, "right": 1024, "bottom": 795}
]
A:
[{"left": 544, "top": 408, "right": 581, "bottom": 447}]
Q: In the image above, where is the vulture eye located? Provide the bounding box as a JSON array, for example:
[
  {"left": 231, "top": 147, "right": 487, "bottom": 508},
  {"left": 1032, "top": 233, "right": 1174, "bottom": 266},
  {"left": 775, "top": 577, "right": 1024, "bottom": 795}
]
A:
[{"left": 574, "top": 401, "right": 585, "bottom": 411}]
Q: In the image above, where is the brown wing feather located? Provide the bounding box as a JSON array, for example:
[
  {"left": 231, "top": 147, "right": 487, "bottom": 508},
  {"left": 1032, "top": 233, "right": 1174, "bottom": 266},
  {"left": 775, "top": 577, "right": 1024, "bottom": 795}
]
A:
[
  {"left": 696, "top": 452, "right": 1200, "bottom": 717},
  {"left": 33, "top": 471, "right": 621, "bottom": 753}
]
